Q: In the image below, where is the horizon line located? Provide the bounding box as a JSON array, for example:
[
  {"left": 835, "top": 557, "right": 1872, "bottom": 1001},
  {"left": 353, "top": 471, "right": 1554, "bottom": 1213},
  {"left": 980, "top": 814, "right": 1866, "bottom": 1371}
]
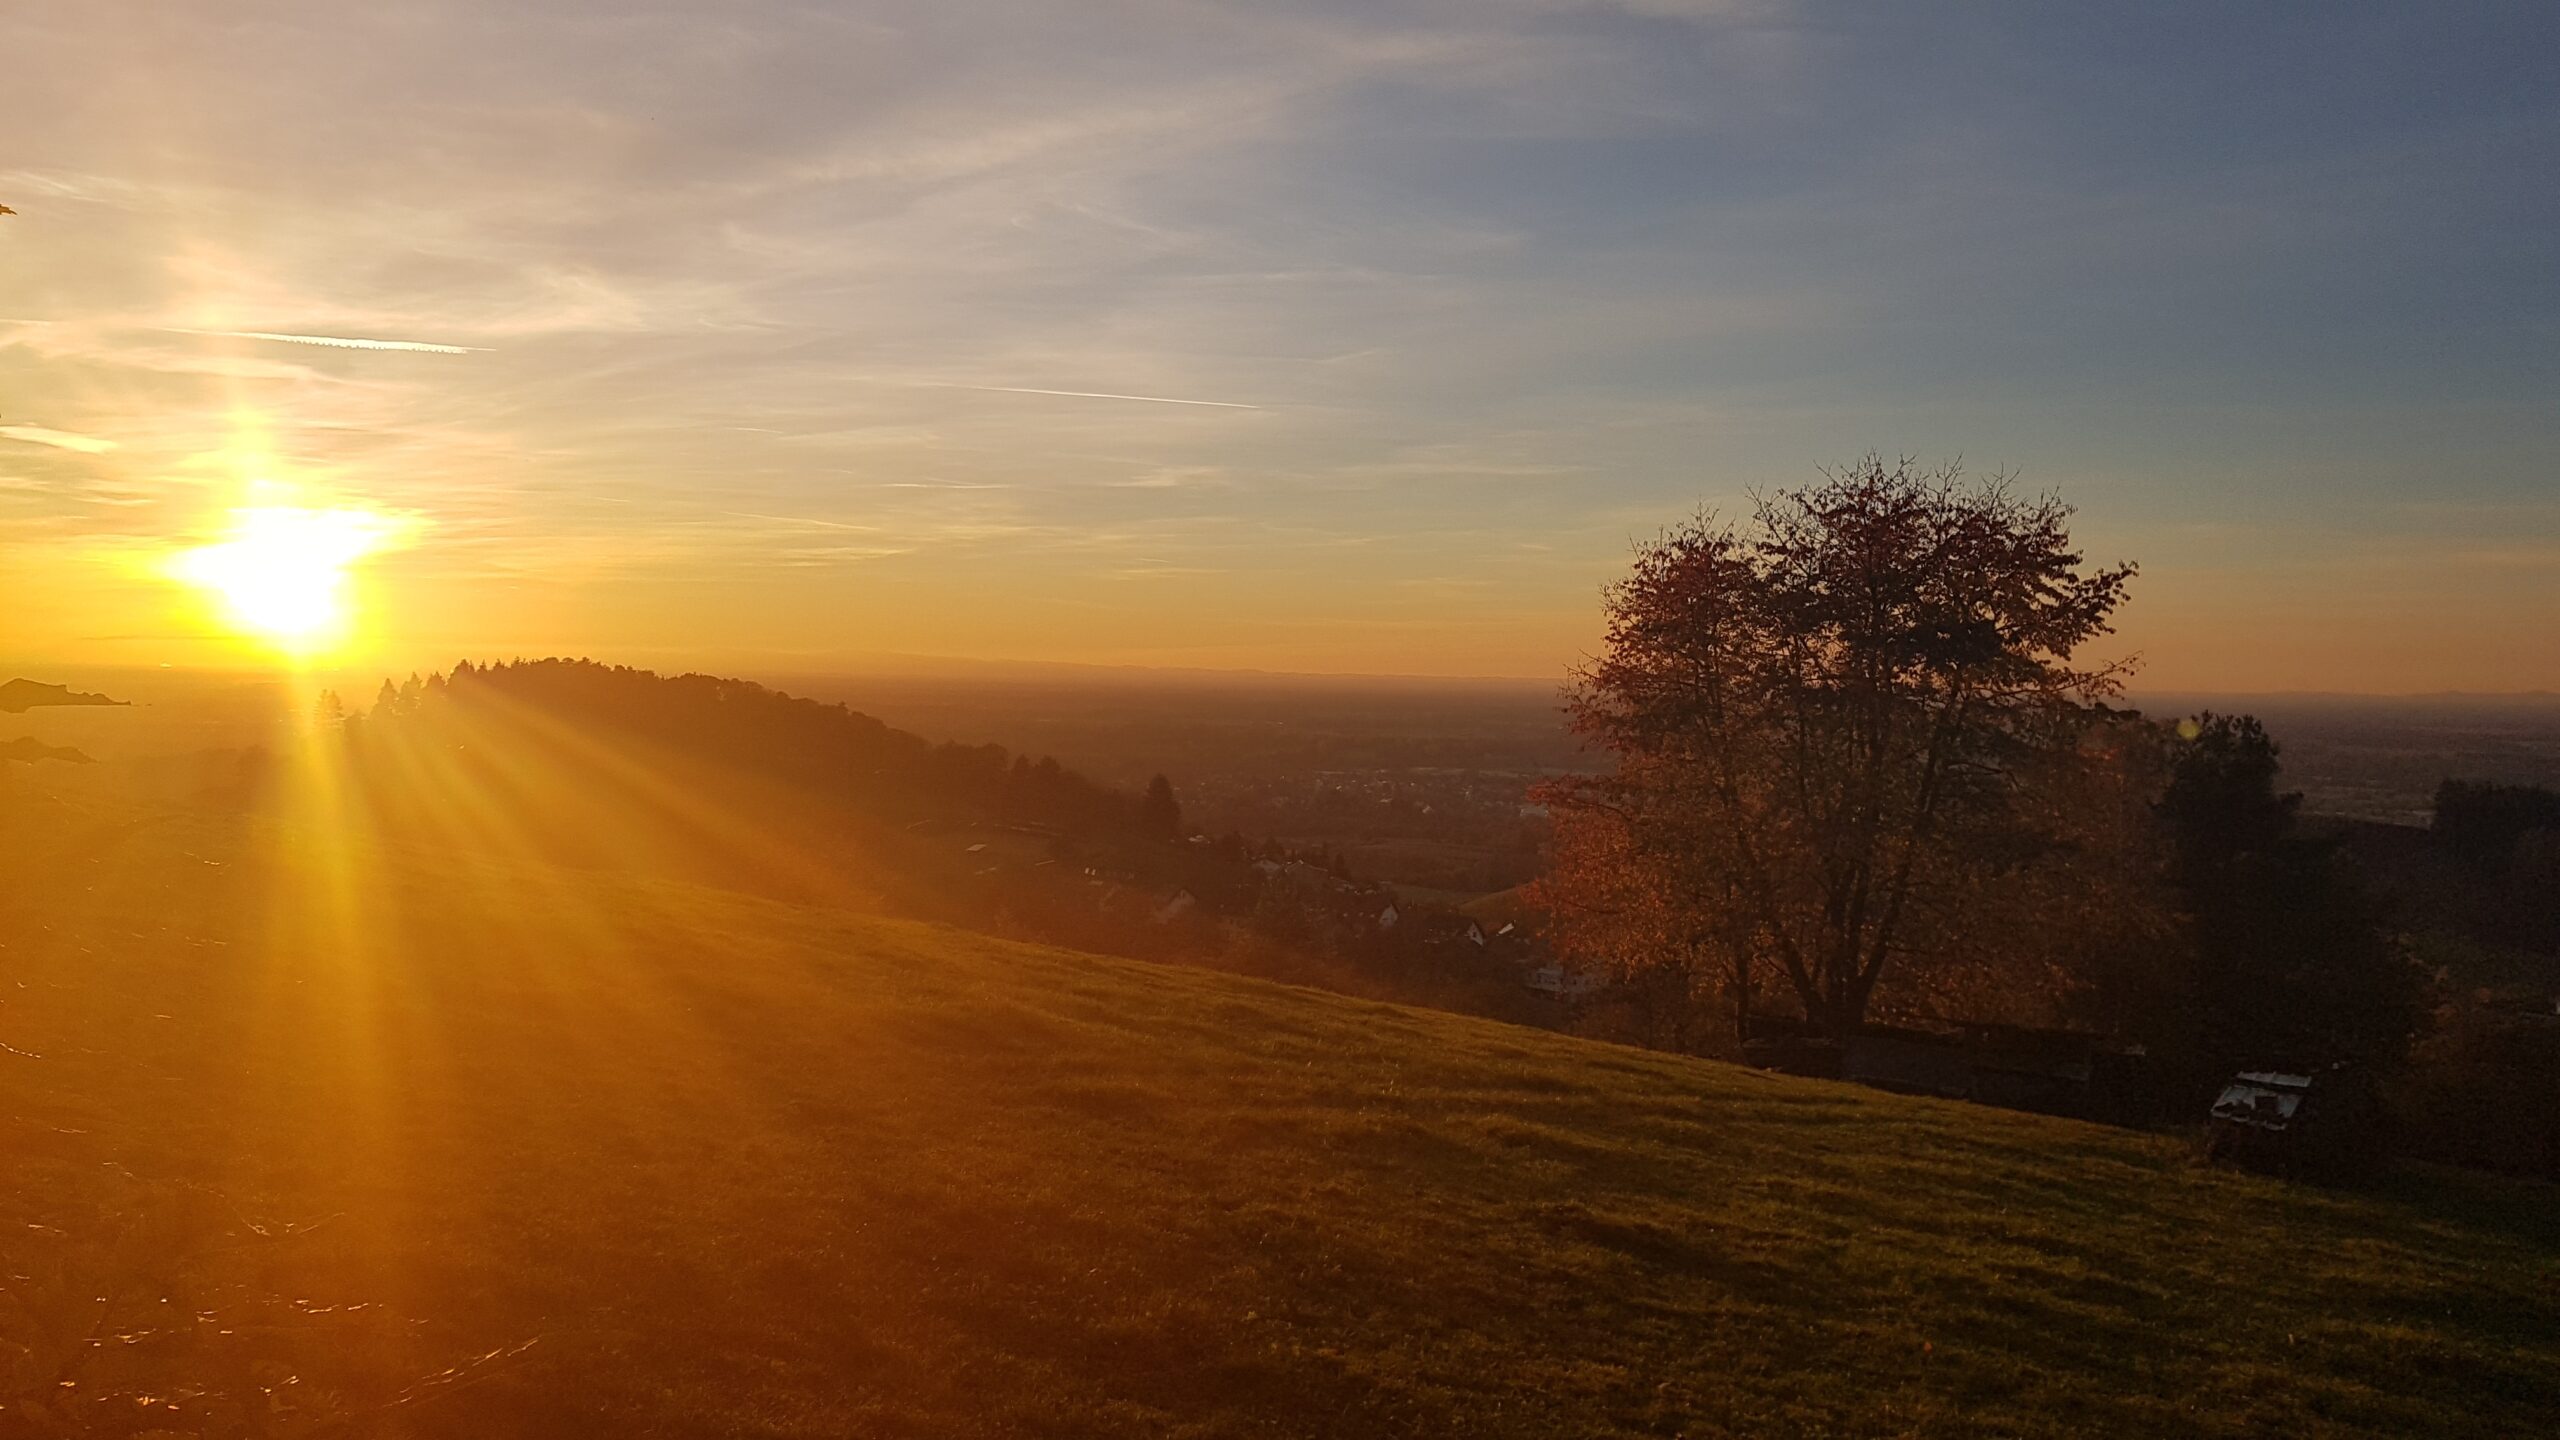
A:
[{"left": 10, "top": 651, "right": 2560, "bottom": 701}]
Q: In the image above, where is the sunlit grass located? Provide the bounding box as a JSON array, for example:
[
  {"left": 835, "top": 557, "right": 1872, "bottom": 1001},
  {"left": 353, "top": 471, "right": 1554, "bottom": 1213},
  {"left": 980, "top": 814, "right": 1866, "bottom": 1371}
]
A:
[{"left": 2, "top": 775, "right": 2552, "bottom": 1437}]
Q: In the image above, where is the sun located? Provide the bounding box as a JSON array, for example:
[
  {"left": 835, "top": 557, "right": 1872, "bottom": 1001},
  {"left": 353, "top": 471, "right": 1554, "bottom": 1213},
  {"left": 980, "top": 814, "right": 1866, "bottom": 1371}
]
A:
[{"left": 169, "top": 505, "right": 408, "bottom": 654}]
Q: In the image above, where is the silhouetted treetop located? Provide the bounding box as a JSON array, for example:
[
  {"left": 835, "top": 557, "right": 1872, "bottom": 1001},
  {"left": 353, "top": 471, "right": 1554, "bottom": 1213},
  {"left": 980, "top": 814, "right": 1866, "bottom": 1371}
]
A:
[{"left": 2160, "top": 713, "right": 2299, "bottom": 880}]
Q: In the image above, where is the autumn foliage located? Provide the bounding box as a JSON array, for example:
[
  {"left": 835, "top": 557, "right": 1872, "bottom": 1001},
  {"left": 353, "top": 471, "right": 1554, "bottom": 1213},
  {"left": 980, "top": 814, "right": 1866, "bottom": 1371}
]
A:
[{"left": 1535, "top": 457, "right": 2153, "bottom": 1043}]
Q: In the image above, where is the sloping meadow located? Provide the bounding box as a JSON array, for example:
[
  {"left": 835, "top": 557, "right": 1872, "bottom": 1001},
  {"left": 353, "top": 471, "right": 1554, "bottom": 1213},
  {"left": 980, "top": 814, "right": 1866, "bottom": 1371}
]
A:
[{"left": 3, "top": 800, "right": 2553, "bottom": 1437}]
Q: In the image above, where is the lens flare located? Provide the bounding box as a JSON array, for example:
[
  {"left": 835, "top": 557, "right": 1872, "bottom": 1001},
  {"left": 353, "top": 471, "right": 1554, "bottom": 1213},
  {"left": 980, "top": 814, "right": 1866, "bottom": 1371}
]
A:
[{"left": 170, "top": 505, "right": 409, "bottom": 653}]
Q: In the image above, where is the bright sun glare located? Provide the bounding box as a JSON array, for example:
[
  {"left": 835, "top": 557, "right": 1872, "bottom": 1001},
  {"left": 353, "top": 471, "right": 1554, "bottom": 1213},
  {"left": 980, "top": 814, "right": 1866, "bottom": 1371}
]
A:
[{"left": 170, "top": 505, "right": 407, "bottom": 653}]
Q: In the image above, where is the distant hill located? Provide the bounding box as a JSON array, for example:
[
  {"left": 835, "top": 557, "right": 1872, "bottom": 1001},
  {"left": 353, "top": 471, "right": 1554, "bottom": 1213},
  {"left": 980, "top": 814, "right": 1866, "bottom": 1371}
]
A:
[
  {"left": 326, "top": 658, "right": 1191, "bottom": 919},
  {"left": 0, "top": 677, "right": 120, "bottom": 765},
  {"left": 0, "top": 736, "right": 90, "bottom": 764},
  {"left": 349, "top": 657, "right": 1147, "bottom": 835},
  {"left": 0, "top": 677, "right": 126, "bottom": 713},
  {"left": 4, "top": 800, "right": 2553, "bottom": 1437},
  {"left": 312, "top": 659, "right": 1578, "bottom": 1030}
]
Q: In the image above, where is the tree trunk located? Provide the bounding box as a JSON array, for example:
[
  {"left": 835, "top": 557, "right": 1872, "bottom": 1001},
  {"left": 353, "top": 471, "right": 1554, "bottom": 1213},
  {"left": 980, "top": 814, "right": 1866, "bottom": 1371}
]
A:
[{"left": 1817, "top": 984, "right": 1870, "bottom": 1041}]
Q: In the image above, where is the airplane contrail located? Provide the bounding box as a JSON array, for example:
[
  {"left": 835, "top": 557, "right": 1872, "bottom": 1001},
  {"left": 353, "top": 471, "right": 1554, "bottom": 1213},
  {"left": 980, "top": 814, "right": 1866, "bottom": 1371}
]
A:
[
  {"left": 166, "top": 327, "right": 488, "bottom": 354},
  {"left": 721, "top": 510, "right": 879, "bottom": 532},
  {"left": 912, "top": 382, "right": 1262, "bottom": 410}
]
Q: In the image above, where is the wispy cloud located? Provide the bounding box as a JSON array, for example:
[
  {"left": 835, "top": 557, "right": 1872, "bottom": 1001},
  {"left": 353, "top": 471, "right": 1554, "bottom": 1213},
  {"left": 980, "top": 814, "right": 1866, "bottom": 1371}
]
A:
[
  {"left": 0, "top": 424, "right": 117, "bottom": 454},
  {"left": 0, "top": 1, "right": 2553, "bottom": 684},
  {"left": 1106, "top": 466, "right": 1228, "bottom": 489}
]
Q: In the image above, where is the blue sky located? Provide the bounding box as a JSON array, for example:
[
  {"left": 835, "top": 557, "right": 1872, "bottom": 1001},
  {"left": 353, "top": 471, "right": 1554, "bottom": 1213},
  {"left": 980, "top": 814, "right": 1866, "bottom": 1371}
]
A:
[{"left": 2, "top": 1, "right": 2554, "bottom": 686}]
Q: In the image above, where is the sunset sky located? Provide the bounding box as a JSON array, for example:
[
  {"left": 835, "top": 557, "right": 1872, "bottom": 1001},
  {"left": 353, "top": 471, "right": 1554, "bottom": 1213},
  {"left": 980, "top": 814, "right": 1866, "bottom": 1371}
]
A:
[{"left": 2, "top": 2, "right": 2553, "bottom": 690}]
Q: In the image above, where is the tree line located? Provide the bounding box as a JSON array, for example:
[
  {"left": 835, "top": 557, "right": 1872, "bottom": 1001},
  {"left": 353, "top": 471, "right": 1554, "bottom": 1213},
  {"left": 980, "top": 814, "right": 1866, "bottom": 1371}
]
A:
[{"left": 335, "top": 658, "right": 1186, "bottom": 847}]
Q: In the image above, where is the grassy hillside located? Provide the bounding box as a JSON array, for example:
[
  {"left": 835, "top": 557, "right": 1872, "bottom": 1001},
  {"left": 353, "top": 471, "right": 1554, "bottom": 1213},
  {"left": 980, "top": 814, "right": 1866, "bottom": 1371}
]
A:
[{"left": 3, "top": 795, "right": 2554, "bottom": 1438}]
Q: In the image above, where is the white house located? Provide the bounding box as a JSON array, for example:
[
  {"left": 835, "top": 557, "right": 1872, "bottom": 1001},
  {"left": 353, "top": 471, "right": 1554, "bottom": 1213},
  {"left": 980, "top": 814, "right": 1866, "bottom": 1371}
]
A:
[{"left": 1525, "top": 962, "right": 1606, "bottom": 1000}]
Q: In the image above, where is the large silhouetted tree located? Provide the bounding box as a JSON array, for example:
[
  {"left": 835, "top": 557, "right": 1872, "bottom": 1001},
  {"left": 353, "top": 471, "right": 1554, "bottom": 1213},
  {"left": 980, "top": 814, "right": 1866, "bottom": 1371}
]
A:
[
  {"left": 1539, "top": 457, "right": 2140, "bottom": 1040},
  {"left": 2149, "top": 713, "right": 2424, "bottom": 1094}
]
